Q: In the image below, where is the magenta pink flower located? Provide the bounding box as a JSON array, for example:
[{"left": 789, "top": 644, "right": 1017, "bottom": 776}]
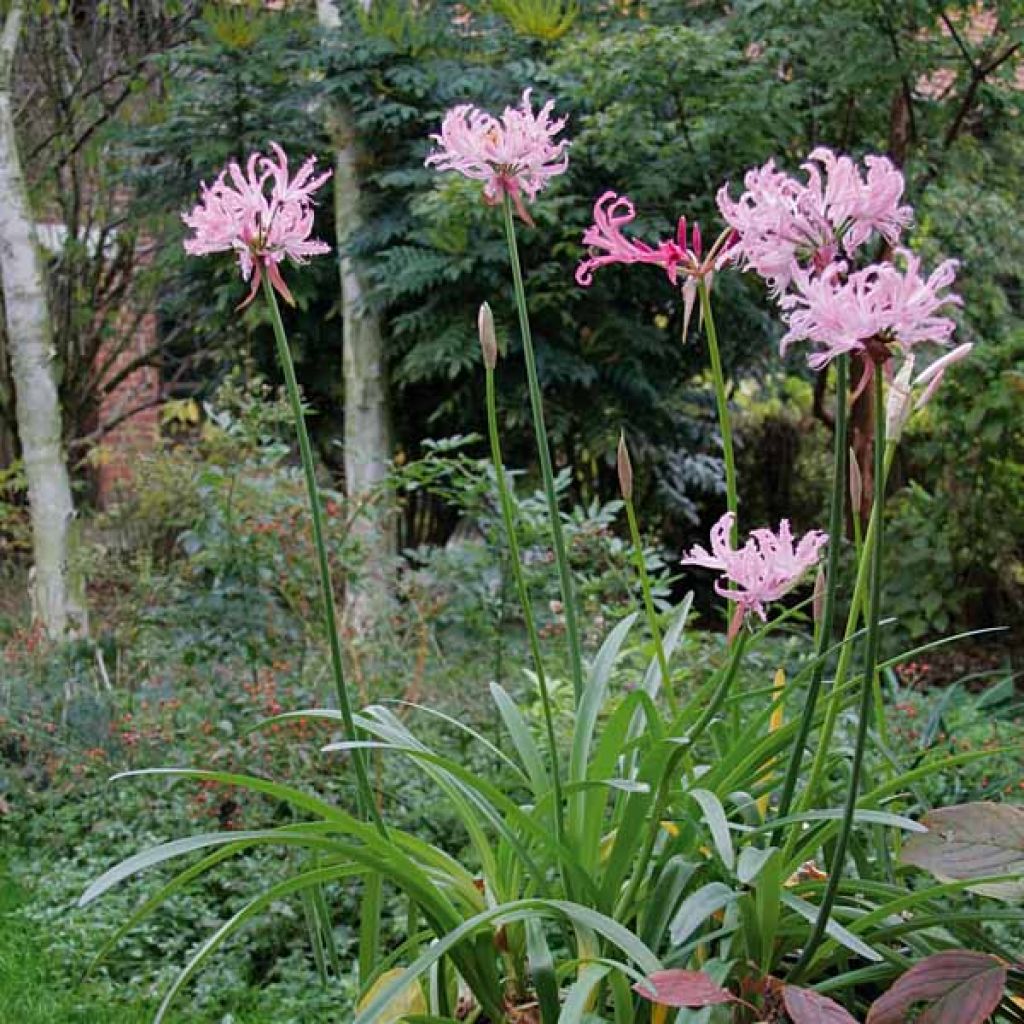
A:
[
  {"left": 575, "top": 191, "right": 703, "bottom": 287},
  {"left": 717, "top": 147, "right": 912, "bottom": 294},
  {"left": 182, "top": 142, "right": 332, "bottom": 308},
  {"left": 681, "top": 513, "right": 828, "bottom": 628},
  {"left": 425, "top": 89, "right": 568, "bottom": 223},
  {"left": 779, "top": 250, "right": 961, "bottom": 369}
]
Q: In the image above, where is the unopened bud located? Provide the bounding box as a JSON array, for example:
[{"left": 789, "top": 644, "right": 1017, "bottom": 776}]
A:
[
  {"left": 885, "top": 356, "right": 915, "bottom": 442},
  {"left": 617, "top": 432, "right": 633, "bottom": 501},
  {"left": 848, "top": 447, "right": 862, "bottom": 514},
  {"left": 478, "top": 302, "right": 498, "bottom": 370},
  {"left": 813, "top": 566, "right": 826, "bottom": 625},
  {"left": 914, "top": 342, "right": 972, "bottom": 411},
  {"left": 681, "top": 278, "right": 698, "bottom": 344}
]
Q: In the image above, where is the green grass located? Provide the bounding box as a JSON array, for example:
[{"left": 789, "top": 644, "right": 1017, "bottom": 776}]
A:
[{"left": 0, "top": 868, "right": 158, "bottom": 1024}]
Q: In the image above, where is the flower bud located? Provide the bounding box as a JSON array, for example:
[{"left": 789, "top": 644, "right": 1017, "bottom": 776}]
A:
[
  {"left": 617, "top": 432, "right": 633, "bottom": 501},
  {"left": 812, "top": 566, "right": 826, "bottom": 625},
  {"left": 478, "top": 302, "right": 498, "bottom": 370},
  {"left": 885, "top": 356, "right": 915, "bottom": 442},
  {"left": 848, "top": 447, "right": 862, "bottom": 514},
  {"left": 691, "top": 221, "right": 703, "bottom": 260},
  {"left": 681, "top": 278, "right": 698, "bottom": 344}
]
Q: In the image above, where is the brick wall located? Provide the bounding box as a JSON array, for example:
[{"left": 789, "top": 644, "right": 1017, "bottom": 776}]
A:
[{"left": 94, "top": 311, "right": 161, "bottom": 507}]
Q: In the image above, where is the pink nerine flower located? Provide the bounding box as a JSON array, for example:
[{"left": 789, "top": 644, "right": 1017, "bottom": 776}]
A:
[
  {"left": 717, "top": 147, "right": 912, "bottom": 294},
  {"left": 779, "top": 250, "right": 961, "bottom": 369},
  {"left": 682, "top": 513, "right": 827, "bottom": 627},
  {"left": 425, "top": 89, "right": 568, "bottom": 222},
  {"left": 575, "top": 191, "right": 703, "bottom": 287},
  {"left": 182, "top": 143, "right": 331, "bottom": 308}
]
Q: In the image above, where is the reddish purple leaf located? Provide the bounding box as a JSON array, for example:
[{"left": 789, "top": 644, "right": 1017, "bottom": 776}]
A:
[
  {"left": 633, "top": 969, "right": 734, "bottom": 1008},
  {"left": 867, "top": 950, "right": 1006, "bottom": 1024},
  {"left": 900, "top": 802, "right": 1024, "bottom": 902},
  {"left": 783, "top": 984, "right": 859, "bottom": 1024}
]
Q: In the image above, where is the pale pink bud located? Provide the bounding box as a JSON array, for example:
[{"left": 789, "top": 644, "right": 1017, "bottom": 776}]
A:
[
  {"left": 913, "top": 342, "right": 972, "bottom": 410},
  {"left": 478, "top": 302, "right": 498, "bottom": 370},
  {"left": 617, "top": 432, "right": 634, "bottom": 501},
  {"left": 885, "top": 356, "right": 915, "bottom": 442}
]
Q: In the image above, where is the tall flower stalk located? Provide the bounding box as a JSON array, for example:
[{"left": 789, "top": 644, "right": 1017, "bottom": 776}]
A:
[
  {"left": 427, "top": 90, "right": 585, "bottom": 704},
  {"left": 773, "top": 353, "right": 848, "bottom": 839},
  {"left": 619, "top": 435, "right": 676, "bottom": 712},
  {"left": 261, "top": 278, "right": 382, "bottom": 829},
  {"left": 479, "top": 303, "right": 566, "bottom": 844},
  {"left": 791, "top": 367, "right": 887, "bottom": 979},
  {"left": 182, "top": 144, "right": 386, "bottom": 978},
  {"left": 500, "top": 195, "right": 586, "bottom": 704},
  {"left": 698, "top": 279, "right": 738, "bottom": 546}
]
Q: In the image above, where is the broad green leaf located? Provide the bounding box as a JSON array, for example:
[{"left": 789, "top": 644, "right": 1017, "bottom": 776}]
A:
[
  {"left": 639, "top": 856, "right": 698, "bottom": 951},
  {"left": 490, "top": 682, "right": 550, "bottom": 798},
  {"left": 80, "top": 826, "right": 350, "bottom": 906},
  {"left": 669, "top": 882, "right": 738, "bottom": 946},
  {"left": 354, "top": 899, "right": 662, "bottom": 1024},
  {"left": 689, "top": 789, "right": 735, "bottom": 870},
  {"left": 560, "top": 963, "right": 609, "bottom": 1023},
  {"left": 737, "top": 845, "right": 777, "bottom": 886},
  {"left": 569, "top": 613, "right": 637, "bottom": 861},
  {"left": 154, "top": 863, "right": 364, "bottom": 1023},
  {"left": 900, "top": 802, "right": 1024, "bottom": 901},
  {"left": 525, "top": 919, "right": 560, "bottom": 1024},
  {"left": 866, "top": 950, "right": 1006, "bottom": 1024},
  {"left": 779, "top": 892, "right": 882, "bottom": 962}
]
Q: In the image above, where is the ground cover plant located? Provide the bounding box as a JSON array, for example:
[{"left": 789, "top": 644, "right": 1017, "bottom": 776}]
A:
[{"left": 64, "top": 89, "right": 1024, "bottom": 1024}]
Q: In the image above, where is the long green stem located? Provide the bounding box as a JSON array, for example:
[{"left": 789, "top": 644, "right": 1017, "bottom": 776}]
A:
[
  {"left": 772, "top": 356, "right": 848, "bottom": 844},
  {"left": 262, "top": 278, "right": 383, "bottom": 833},
  {"left": 791, "top": 369, "right": 887, "bottom": 981},
  {"left": 485, "top": 366, "right": 566, "bottom": 843},
  {"left": 625, "top": 497, "right": 677, "bottom": 713},
  {"left": 798, "top": 437, "right": 896, "bottom": 817},
  {"left": 501, "top": 197, "right": 585, "bottom": 705},
  {"left": 616, "top": 629, "right": 748, "bottom": 921},
  {"left": 698, "top": 280, "right": 738, "bottom": 546}
]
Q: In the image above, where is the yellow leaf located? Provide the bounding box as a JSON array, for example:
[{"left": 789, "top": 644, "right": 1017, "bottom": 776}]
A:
[
  {"left": 356, "top": 968, "right": 427, "bottom": 1023},
  {"left": 758, "top": 668, "right": 787, "bottom": 819}
]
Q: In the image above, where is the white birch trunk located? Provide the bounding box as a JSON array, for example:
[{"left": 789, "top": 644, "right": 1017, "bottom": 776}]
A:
[
  {"left": 317, "top": 0, "right": 394, "bottom": 635},
  {"left": 0, "top": 2, "right": 86, "bottom": 638}
]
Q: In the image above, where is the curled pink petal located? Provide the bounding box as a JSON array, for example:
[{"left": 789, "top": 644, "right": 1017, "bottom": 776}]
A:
[{"left": 575, "top": 191, "right": 695, "bottom": 287}]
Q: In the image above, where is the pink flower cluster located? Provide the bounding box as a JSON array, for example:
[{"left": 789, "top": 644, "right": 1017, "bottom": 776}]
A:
[
  {"left": 717, "top": 147, "right": 912, "bottom": 296},
  {"left": 682, "top": 513, "right": 827, "bottom": 632},
  {"left": 780, "top": 251, "right": 962, "bottom": 370},
  {"left": 717, "top": 147, "right": 967, "bottom": 376},
  {"left": 425, "top": 89, "right": 568, "bottom": 222},
  {"left": 182, "top": 143, "right": 331, "bottom": 307}
]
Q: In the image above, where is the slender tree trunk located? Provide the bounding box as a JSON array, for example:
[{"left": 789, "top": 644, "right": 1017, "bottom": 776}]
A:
[
  {"left": 317, "top": 0, "right": 394, "bottom": 636},
  {"left": 0, "top": 2, "right": 86, "bottom": 638}
]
